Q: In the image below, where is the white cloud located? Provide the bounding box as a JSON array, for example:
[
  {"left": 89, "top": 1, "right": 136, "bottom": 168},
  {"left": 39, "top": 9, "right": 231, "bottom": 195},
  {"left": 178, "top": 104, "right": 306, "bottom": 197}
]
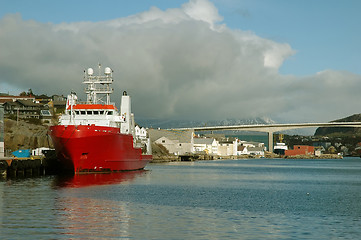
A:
[
  {"left": 0, "top": 0, "right": 360, "bottom": 124},
  {"left": 183, "top": 0, "right": 223, "bottom": 29}
]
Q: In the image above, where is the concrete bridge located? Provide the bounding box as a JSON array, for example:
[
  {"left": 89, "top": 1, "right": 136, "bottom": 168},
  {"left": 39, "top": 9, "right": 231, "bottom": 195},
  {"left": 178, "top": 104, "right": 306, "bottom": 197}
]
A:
[{"left": 171, "top": 122, "right": 361, "bottom": 151}]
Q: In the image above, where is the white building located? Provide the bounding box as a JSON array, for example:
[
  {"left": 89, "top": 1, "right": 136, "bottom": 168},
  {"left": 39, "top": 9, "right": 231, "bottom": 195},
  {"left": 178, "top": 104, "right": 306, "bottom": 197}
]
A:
[
  {"left": 237, "top": 145, "right": 249, "bottom": 155},
  {"left": 218, "top": 138, "right": 238, "bottom": 156},
  {"left": 237, "top": 140, "right": 266, "bottom": 156},
  {"left": 193, "top": 137, "right": 218, "bottom": 155},
  {"left": 248, "top": 146, "right": 265, "bottom": 157},
  {"left": 135, "top": 125, "right": 147, "bottom": 139},
  {"left": 149, "top": 129, "right": 193, "bottom": 155}
]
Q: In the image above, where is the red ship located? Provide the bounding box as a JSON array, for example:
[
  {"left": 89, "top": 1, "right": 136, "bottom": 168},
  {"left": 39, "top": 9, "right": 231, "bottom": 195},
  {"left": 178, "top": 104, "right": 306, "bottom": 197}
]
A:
[{"left": 49, "top": 65, "right": 152, "bottom": 173}]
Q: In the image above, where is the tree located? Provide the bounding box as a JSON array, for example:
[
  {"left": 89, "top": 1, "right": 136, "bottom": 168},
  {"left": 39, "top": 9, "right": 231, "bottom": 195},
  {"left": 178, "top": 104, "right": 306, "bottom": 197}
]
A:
[{"left": 27, "top": 89, "right": 34, "bottom": 96}]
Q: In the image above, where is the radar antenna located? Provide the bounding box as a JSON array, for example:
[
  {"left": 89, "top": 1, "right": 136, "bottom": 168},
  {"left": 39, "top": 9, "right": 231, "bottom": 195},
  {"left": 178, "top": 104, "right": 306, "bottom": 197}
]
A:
[{"left": 83, "top": 64, "right": 114, "bottom": 104}]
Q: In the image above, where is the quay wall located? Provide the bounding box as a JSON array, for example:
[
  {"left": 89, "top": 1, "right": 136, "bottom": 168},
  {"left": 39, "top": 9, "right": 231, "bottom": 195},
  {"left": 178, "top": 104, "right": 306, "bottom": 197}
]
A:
[
  {"left": 284, "top": 154, "right": 343, "bottom": 159},
  {"left": 0, "top": 106, "right": 4, "bottom": 158},
  {"left": 0, "top": 157, "right": 45, "bottom": 178}
]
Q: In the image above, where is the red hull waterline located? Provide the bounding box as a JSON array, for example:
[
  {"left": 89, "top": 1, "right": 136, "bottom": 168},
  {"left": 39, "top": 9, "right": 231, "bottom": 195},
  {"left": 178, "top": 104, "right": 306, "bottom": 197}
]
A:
[{"left": 49, "top": 125, "right": 152, "bottom": 174}]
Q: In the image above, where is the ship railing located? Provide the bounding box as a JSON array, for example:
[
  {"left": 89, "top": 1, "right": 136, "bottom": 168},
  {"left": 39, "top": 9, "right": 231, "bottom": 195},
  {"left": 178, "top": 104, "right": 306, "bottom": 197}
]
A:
[
  {"left": 74, "top": 101, "right": 116, "bottom": 106},
  {"left": 84, "top": 87, "right": 114, "bottom": 93},
  {"left": 83, "top": 75, "right": 113, "bottom": 83}
]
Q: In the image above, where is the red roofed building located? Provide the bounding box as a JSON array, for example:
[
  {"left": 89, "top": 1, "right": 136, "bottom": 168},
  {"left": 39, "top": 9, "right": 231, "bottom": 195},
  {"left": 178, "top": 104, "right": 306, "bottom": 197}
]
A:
[
  {"left": 285, "top": 145, "right": 315, "bottom": 156},
  {"left": 0, "top": 95, "right": 35, "bottom": 105}
]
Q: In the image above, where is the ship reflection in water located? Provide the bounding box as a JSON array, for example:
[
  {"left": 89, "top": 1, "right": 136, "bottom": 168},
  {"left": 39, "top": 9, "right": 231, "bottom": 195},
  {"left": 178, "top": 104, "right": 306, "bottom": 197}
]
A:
[
  {"left": 55, "top": 194, "right": 132, "bottom": 238},
  {"left": 52, "top": 170, "right": 148, "bottom": 239},
  {"left": 54, "top": 170, "right": 148, "bottom": 188}
]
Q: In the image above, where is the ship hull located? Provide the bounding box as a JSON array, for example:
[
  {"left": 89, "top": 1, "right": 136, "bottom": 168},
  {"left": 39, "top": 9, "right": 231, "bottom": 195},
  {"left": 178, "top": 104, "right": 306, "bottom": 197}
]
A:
[{"left": 49, "top": 125, "right": 151, "bottom": 173}]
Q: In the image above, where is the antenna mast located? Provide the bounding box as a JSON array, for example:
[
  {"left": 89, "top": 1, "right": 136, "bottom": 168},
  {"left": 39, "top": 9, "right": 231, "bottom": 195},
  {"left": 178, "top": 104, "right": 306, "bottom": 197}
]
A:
[{"left": 83, "top": 65, "right": 114, "bottom": 104}]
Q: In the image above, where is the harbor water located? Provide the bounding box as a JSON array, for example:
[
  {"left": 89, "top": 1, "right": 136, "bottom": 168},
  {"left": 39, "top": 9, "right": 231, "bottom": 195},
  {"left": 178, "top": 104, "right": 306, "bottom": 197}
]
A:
[{"left": 1, "top": 157, "right": 361, "bottom": 239}]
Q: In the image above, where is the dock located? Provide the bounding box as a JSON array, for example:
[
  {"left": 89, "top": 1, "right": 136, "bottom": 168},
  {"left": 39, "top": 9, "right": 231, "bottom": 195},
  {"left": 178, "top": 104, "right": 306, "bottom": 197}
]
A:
[{"left": 0, "top": 156, "right": 50, "bottom": 178}]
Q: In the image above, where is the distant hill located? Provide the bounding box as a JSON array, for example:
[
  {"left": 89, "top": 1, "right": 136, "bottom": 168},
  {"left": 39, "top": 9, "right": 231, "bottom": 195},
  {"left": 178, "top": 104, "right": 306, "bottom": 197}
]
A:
[
  {"left": 314, "top": 114, "right": 361, "bottom": 136},
  {"left": 135, "top": 117, "right": 276, "bottom": 129}
]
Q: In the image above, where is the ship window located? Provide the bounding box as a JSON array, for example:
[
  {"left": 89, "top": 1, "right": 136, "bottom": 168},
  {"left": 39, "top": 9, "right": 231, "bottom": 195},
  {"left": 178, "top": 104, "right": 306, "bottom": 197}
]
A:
[
  {"left": 107, "top": 111, "right": 113, "bottom": 115},
  {"left": 87, "top": 111, "right": 92, "bottom": 115},
  {"left": 75, "top": 111, "right": 80, "bottom": 115},
  {"left": 100, "top": 111, "right": 104, "bottom": 114},
  {"left": 81, "top": 111, "right": 86, "bottom": 115},
  {"left": 94, "top": 111, "right": 99, "bottom": 115}
]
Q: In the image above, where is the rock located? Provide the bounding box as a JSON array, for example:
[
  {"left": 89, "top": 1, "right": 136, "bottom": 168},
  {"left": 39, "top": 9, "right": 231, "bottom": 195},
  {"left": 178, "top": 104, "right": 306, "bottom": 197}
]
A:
[{"left": 4, "top": 119, "right": 53, "bottom": 152}]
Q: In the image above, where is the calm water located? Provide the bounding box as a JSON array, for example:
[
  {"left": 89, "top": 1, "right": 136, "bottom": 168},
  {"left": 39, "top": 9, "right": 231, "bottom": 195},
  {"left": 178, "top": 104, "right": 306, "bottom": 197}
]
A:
[{"left": 1, "top": 158, "right": 361, "bottom": 239}]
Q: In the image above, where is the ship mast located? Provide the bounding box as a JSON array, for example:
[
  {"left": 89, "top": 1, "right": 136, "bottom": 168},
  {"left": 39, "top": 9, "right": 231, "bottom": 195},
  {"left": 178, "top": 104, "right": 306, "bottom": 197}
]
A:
[{"left": 83, "top": 64, "right": 114, "bottom": 104}]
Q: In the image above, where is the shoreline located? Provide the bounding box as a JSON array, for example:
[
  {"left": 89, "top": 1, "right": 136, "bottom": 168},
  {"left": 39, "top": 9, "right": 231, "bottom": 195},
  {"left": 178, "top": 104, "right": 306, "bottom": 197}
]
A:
[{"left": 150, "top": 153, "right": 344, "bottom": 163}]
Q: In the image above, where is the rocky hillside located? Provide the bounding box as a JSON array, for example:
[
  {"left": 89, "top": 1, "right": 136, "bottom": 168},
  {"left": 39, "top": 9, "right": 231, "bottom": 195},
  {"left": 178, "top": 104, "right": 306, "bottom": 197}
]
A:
[
  {"left": 4, "top": 119, "right": 53, "bottom": 153},
  {"left": 314, "top": 114, "right": 361, "bottom": 136}
]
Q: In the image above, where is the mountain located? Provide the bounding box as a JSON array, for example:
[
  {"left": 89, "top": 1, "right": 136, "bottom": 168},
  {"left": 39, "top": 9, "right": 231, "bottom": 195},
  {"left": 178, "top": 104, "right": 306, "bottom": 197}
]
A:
[
  {"left": 135, "top": 117, "right": 276, "bottom": 129},
  {"left": 314, "top": 114, "right": 361, "bottom": 136}
]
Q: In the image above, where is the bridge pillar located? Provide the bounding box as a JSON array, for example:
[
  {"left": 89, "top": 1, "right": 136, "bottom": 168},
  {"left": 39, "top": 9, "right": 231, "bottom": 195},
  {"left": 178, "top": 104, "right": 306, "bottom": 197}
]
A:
[{"left": 268, "top": 131, "right": 273, "bottom": 152}]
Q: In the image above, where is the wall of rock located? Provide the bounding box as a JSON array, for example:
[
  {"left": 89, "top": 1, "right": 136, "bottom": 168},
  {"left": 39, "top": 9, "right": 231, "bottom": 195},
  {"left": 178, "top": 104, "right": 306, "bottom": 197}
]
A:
[{"left": 4, "top": 119, "right": 53, "bottom": 154}]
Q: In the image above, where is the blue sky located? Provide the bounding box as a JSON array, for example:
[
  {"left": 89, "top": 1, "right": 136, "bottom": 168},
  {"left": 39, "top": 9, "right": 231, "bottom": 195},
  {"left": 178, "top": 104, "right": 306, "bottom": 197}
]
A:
[
  {"left": 1, "top": 0, "right": 360, "bottom": 76},
  {"left": 0, "top": 0, "right": 361, "bottom": 123},
  {"left": 218, "top": 0, "right": 361, "bottom": 76}
]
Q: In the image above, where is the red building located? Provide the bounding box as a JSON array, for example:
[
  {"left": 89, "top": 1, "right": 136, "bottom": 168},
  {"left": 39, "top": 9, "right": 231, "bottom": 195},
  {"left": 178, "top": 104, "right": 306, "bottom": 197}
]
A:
[{"left": 285, "top": 145, "right": 315, "bottom": 156}]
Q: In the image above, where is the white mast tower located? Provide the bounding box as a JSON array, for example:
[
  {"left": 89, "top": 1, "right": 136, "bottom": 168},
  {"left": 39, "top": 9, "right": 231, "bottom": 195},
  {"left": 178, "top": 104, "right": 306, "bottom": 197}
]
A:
[{"left": 83, "top": 64, "right": 114, "bottom": 105}]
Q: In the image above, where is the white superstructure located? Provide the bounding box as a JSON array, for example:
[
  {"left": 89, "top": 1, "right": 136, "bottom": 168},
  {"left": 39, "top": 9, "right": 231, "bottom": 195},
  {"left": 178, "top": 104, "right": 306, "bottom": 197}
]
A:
[{"left": 57, "top": 65, "right": 150, "bottom": 147}]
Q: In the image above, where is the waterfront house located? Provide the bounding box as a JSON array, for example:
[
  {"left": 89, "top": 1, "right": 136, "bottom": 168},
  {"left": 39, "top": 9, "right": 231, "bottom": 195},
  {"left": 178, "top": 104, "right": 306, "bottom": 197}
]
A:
[
  {"left": 135, "top": 125, "right": 147, "bottom": 139},
  {"left": 238, "top": 141, "right": 265, "bottom": 148},
  {"left": 193, "top": 137, "right": 218, "bottom": 155},
  {"left": 149, "top": 129, "right": 193, "bottom": 155},
  {"left": 237, "top": 145, "right": 248, "bottom": 155},
  {"left": 248, "top": 146, "right": 265, "bottom": 157},
  {"left": 218, "top": 138, "right": 238, "bottom": 156}
]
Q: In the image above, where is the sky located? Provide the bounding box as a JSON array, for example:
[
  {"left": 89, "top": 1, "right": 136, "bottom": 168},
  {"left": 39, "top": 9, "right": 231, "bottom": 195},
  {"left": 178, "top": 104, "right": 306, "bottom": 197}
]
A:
[{"left": 0, "top": 0, "right": 360, "bottom": 124}]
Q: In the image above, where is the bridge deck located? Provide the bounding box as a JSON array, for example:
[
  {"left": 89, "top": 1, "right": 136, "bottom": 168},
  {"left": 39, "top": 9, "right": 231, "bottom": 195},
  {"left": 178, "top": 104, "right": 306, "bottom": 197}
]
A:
[{"left": 170, "top": 122, "right": 361, "bottom": 151}]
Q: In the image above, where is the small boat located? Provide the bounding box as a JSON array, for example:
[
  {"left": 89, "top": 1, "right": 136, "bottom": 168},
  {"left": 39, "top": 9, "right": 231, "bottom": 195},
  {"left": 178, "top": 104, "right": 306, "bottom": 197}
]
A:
[
  {"left": 49, "top": 65, "right": 152, "bottom": 173},
  {"left": 273, "top": 134, "right": 288, "bottom": 155},
  {"left": 274, "top": 142, "right": 288, "bottom": 155}
]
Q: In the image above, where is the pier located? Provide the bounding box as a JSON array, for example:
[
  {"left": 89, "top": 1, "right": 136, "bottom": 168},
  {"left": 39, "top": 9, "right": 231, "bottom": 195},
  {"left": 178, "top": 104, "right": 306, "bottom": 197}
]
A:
[{"left": 0, "top": 157, "right": 54, "bottom": 178}]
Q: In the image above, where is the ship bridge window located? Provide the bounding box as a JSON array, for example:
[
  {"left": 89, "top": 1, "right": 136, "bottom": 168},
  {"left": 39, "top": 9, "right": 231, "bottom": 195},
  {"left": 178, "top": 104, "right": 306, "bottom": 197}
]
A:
[
  {"left": 87, "top": 111, "right": 92, "bottom": 115},
  {"left": 107, "top": 111, "right": 113, "bottom": 115},
  {"left": 81, "top": 111, "right": 86, "bottom": 115},
  {"left": 75, "top": 111, "right": 80, "bottom": 115},
  {"left": 94, "top": 111, "right": 99, "bottom": 115},
  {"left": 100, "top": 111, "right": 104, "bottom": 115}
]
